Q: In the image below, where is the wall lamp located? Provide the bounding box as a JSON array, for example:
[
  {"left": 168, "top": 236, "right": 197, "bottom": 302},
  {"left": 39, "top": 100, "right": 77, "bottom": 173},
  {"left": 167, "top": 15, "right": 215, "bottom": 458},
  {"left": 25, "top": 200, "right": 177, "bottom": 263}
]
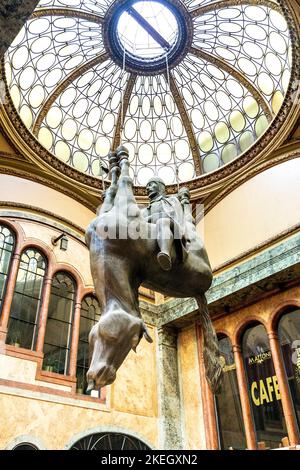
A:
[{"left": 51, "top": 232, "right": 68, "bottom": 251}]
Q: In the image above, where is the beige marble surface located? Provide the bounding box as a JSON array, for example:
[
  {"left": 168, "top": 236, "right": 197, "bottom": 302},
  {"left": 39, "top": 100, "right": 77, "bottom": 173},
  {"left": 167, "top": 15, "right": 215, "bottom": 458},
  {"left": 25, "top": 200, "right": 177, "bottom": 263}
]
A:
[
  {"left": 111, "top": 325, "right": 158, "bottom": 417},
  {"left": 178, "top": 326, "right": 206, "bottom": 449}
]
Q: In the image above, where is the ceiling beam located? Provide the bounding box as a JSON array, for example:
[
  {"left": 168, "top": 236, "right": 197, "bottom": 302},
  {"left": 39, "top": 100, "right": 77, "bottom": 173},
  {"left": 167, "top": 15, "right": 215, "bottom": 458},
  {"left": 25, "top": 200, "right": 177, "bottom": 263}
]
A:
[
  {"left": 31, "top": 7, "right": 104, "bottom": 24},
  {"left": 165, "top": 72, "right": 203, "bottom": 176},
  {"left": 190, "top": 46, "right": 273, "bottom": 121},
  {"left": 32, "top": 52, "right": 110, "bottom": 135}
]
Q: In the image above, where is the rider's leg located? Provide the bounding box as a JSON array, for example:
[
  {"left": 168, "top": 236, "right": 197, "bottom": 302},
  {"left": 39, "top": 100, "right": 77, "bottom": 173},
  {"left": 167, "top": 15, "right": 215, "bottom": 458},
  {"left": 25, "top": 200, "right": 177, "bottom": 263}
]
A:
[{"left": 156, "top": 218, "right": 173, "bottom": 271}]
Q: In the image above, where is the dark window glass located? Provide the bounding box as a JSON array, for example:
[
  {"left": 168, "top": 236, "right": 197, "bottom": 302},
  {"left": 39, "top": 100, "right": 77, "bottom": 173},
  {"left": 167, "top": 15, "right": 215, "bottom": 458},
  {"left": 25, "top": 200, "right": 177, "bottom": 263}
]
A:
[
  {"left": 43, "top": 272, "right": 75, "bottom": 375},
  {"left": 13, "top": 443, "right": 38, "bottom": 450},
  {"left": 6, "top": 249, "right": 46, "bottom": 349},
  {"left": 0, "top": 225, "right": 15, "bottom": 314},
  {"left": 215, "top": 336, "right": 246, "bottom": 449},
  {"left": 278, "top": 309, "right": 300, "bottom": 430},
  {"left": 76, "top": 295, "right": 101, "bottom": 395},
  {"left": 242, "top": 323, "right": 287, "bottom": 449},
  {"left": 70, "top": 432, "right": 150, "bottom": 450}
]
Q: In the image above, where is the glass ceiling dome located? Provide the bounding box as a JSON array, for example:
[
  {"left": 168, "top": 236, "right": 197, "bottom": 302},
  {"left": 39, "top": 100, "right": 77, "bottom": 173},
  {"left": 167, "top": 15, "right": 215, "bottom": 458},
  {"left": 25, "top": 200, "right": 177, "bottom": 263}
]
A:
[{"left": 4, "top": 0, "right": 292, "bottom": 187}]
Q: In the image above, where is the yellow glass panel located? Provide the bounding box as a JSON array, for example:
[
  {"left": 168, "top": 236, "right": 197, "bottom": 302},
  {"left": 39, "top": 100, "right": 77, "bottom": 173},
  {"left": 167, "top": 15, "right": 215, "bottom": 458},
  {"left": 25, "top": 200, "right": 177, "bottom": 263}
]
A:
[
  {"left": 19, "top": 105, "right": 33, "bottom": 128},
  {"left": 222, "top": 144, "right": 238, "bottom": 164},
  {"left": 215, "top": 122, "right": 230, "bottom": 144},
  {"left": 230, "top": 111, "right": 246, "bottom": 132},
  {"left": 10, "top": 85, "right": 20, "bottom": 109},
  {"left": 78, "top": 129, "right": 93, "bottom": 150},
  {"left": 46, "top": 107, "right": 62, "bottom": 129},
  {"left": 243, "top": 97, "right": 259, "bottom": 118},
  {"left": 73, "top": 152, "right": 88, "bottom": 172},
  {"left": 38, "top": 127, "right": 53, "bottom": 150},
  {"left": 198, "top": 131, "right": 213, "bottom": 152},
  {"left": 203, "top": 153, "right": 219, "bottom": 173},
  {"left": 272, "top": 91, "right": 284, "bottom": 114},
  {"left": 255, "top": 115, "right": 268, "bottom": 137},
  {"left": 55, "top": 141, "right": 70, "bottom": 163},
  {"left": 240, "top": 131, "right": 254, "bottom": 152}
]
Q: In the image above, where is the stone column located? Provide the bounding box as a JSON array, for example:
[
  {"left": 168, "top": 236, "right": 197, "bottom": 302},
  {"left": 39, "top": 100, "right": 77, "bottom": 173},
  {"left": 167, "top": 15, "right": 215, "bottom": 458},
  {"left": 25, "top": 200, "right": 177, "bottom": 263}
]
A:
[
  {"left": 0, "top": 1, "right": 41, "bottom": 59},
  {"left": 157, "top": 326, "right": 182, "bottom": 450},
  {"left": 197, "top": 328, "right": 219, "bottom": 449},
  {"left": 68, "top": 291, "right": 82, "bottom": 377},
  {"left": 36, "top": 273, "right": 53, "bottom": 353},
  {"left": 232, "top": 344, "right": 257, "bottom": 450},
  {"left": 268, "top": 331, "right": 300, "bottom": 446}
]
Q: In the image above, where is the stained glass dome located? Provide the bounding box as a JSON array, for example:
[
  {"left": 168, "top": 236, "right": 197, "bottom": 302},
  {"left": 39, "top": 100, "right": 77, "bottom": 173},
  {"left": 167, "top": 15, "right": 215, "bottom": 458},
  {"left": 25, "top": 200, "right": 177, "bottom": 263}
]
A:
[{"left": 4, "top": 0, "right": 293, "bottom": 187}]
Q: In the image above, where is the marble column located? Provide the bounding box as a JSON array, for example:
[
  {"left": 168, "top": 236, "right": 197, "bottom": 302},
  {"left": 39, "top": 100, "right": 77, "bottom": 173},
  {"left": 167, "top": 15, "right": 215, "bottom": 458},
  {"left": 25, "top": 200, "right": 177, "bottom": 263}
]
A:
[
  {"left": 268, "top": 331, "right": 300, "bottom": 446},
  {"left": 0, "top": 1, "right": 41, "bottom": 59},
  {"left": 68, "top": 292, "right": 82, "bottom": 377},
  {"left": 157, "top": 326, "right": 182, "bottom": 450},
  {"left": 36, "top": 273, "right": 53, "bottom": 353},
  {"left": 232, "top": 344, "right": 257, "bottom": 450}
]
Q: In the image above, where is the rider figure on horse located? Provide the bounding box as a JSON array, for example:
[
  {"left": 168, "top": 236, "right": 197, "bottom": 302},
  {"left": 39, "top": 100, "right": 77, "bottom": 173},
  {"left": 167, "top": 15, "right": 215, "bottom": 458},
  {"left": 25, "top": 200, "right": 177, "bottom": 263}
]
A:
[{"left": 142, "top": 177, "right": 190, "bottom": 271}]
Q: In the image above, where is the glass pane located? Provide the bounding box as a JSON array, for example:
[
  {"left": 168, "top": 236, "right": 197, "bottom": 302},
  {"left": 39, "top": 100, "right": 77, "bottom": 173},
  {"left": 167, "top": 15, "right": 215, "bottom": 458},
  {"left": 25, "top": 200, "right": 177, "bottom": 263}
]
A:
[
  {"left": 216, "top": 336, "right": 246, "bottom": 449},
  {"left": 278, "top": 310, "right": 300, "bottom": 430},
  {"left": 43, "top": 272, "right": 75, "bottom": 375},
  {"left": 6, "top": 248, "right": 46, "bottom": 350},
  {"left": 242, "top": 324, "right": 287, "bottom": 449},
  {"left": 76, "top": 295, "right": 101, "bottom": 394}
]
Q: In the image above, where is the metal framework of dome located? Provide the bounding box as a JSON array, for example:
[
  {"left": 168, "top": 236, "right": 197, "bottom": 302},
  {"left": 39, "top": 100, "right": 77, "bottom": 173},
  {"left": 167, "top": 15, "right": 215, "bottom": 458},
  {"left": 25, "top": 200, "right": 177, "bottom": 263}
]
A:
[{"left": 4, "top": 0, "right": 292, "bottom": 186}]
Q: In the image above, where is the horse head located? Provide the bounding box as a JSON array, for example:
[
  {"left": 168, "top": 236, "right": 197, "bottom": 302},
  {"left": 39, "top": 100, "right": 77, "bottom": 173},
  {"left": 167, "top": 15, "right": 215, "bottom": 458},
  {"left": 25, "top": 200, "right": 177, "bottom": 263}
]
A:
[{"left": 86, "top": 310, "right": 153, "bottom": 391}]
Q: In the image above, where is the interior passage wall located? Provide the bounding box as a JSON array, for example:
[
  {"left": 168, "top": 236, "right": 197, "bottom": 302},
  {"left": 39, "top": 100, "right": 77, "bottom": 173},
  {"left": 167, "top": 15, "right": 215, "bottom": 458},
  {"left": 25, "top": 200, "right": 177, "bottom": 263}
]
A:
[
  {"left": 0, "top": 174, "right": 95, "bottom": 231},
  {"left": 203, "top": 158, "right": 300, "bottom": 269}
]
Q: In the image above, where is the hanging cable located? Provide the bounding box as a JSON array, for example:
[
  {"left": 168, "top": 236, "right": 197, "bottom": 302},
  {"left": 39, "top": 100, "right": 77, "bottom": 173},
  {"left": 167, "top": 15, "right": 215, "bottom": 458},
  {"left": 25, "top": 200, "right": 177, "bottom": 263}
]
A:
[
  {"left": 120, "top": 46, "right": 127, "bottom": 147},
  {"left": 165, "top": 54, "right": 180, "bottom": 191}
]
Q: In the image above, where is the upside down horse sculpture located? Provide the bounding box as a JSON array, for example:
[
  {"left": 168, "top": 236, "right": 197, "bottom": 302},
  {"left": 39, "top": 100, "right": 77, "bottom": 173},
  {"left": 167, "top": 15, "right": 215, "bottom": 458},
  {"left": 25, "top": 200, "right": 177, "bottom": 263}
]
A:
[{"left": 85, "top": 145, "right": 222, "bottom": 394}]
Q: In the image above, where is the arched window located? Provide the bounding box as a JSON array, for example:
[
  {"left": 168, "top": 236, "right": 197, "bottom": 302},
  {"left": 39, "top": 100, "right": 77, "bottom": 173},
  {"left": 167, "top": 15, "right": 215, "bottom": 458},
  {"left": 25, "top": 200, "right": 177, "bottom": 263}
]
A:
[
  {"left": 6, "top": 248, "right": 46, "bottom": 350},
  {"left": 215, "top": 335, "right": 246, "bottom": 449},
  {"left": 76, "top": 295, "right": 101, "bottom": 394},
  {"left": 12, "top": 443, "right": 38, "bottom": 450},
  {"left": 43, "top": 272, "right": 76, "bottom": 375},
  {"left": 242, "top": 323, "right": 287, "bottom": 449},
  {"left": 0, "top": 224, "right": 15, "bottom": 315},
  {"left": 70, "top": 432, "right": 150, "bottom": 450},
  {"left": 278, "top": 308, "right": 300, "bottom": 430}
]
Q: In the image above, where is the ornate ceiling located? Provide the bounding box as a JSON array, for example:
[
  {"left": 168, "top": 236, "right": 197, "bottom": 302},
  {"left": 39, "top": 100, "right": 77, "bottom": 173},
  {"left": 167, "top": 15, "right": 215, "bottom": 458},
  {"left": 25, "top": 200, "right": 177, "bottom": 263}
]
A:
[{"left": 1, "top": 0, "right": 299, "bottom": 191}]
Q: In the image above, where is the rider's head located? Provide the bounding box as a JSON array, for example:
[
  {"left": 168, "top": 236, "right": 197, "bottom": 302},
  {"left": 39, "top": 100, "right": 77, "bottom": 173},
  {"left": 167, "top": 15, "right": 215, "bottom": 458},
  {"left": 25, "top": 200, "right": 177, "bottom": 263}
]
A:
[{"left": 146, "top": 176, "right": 166, "bottom": 200}]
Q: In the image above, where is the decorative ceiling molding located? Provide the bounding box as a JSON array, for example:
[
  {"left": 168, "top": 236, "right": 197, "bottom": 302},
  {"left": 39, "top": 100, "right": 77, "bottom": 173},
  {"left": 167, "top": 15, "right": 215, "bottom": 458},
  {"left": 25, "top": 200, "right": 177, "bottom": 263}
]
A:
[
  {"left": 31, "top": 7, "right": 104, "bottom": 24},
  {"left": 0, "top": 0, "right": 299, "bottom": 201},
  {"left": 32, "top": 52, "right": 110, "bottom": 135},
  {"left": 191, "top": 0, "right": 282, "bottom": 18},
  {"left": 112, "top": 73, "right": 137, "bottom": 150},
  {"left": 166, "top": 72, "right": 203, "bottom": 175},
  {"left": 189, "top": 46, "right": 273, "bottom": 121}
]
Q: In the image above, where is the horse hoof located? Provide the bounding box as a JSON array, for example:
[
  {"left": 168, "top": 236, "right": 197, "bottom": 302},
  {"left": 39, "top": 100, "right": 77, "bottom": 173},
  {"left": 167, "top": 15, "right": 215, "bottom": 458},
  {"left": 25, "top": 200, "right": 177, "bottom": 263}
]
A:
[{"left": 157, "top": 252, "right": 172, "bottom": 271}]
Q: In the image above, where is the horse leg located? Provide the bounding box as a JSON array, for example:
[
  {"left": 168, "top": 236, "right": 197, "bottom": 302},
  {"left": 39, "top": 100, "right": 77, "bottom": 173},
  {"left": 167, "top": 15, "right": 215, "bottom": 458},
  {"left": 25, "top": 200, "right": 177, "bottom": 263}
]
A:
[
  {"left": 196, "top": 295, "right": 223, "bottom": 394},
  {"left": 98, "top": 151, "right": 120, "bottom": 215},
  {"left": 114, "top": 145, "right": 138, "bottom": 208}
]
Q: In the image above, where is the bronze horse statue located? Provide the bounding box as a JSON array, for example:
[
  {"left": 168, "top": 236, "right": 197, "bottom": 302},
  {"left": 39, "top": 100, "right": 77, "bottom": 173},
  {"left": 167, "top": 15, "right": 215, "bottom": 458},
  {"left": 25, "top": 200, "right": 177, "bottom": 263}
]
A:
[{"left": 85, "top": 145, "right": 222, "bottom": 394}]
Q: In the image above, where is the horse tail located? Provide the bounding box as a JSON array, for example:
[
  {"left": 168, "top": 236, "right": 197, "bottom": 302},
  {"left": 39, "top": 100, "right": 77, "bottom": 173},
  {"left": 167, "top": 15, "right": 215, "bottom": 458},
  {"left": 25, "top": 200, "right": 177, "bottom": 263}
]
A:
[{"left": 196, "top": 295, "right": 223, "bottom": 394}]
